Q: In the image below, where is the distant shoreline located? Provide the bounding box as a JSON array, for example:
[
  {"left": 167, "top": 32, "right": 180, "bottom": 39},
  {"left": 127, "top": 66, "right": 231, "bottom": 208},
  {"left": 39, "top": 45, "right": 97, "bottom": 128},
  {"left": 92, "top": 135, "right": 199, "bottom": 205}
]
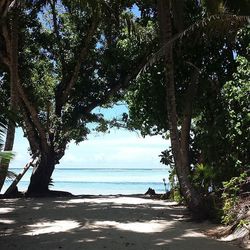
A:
[
  {"left": 9, "top": 167, "right": 169, "bottom": 170},
  {"left": 3, "top": 168, "right": 169, "bottom": 195}
]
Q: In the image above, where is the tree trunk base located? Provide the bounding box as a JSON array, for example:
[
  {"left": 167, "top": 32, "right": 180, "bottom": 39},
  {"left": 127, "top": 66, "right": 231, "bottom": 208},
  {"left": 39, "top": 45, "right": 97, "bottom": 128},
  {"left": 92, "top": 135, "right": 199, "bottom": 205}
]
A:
[
  {"left": 25, "top": 189, "right": 74, "bottom": 198},
  {"left": 1, "top": 187, "right": 24, "bottom": 199}
]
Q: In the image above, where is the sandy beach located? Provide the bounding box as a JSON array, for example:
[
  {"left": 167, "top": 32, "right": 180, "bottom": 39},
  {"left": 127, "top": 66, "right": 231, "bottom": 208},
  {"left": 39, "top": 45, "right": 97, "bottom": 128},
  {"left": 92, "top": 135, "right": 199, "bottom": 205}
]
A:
[{"left": 0, "top": 195, "right": 242, "bottom": 250}]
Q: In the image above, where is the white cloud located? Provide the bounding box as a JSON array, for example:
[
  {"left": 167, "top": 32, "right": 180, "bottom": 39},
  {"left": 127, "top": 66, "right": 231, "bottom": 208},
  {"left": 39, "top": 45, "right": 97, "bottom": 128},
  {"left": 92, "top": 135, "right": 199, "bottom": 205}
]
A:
[
  {"left": 82, "top": 134, "right": 168, "bottom": 147},
  {"left": 60, "top": 131, "right": 169, "bottom": 168},
  {"left": 10, "top": 128, "right": 170, "bottom": 169}
]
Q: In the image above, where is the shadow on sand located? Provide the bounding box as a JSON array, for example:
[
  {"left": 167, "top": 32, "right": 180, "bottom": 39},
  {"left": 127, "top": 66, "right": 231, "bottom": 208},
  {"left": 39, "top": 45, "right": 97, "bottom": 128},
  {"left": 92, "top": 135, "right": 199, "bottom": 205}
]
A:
[{"left": 0, "top": 195, "right": 240, "bottom": 250}]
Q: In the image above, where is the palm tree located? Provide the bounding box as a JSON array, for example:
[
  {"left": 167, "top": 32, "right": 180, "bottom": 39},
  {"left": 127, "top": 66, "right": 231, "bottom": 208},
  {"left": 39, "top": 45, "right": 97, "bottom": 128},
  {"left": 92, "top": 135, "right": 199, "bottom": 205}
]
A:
[{"left": 0, "top": 120, "right": 15, "bottom": 188}]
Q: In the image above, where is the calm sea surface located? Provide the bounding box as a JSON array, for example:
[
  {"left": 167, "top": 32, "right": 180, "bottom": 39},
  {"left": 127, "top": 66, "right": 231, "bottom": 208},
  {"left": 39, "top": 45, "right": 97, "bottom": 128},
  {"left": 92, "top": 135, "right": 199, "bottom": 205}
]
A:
[{"left": 3, "top": 168, "right": 169, "bottom": 195}]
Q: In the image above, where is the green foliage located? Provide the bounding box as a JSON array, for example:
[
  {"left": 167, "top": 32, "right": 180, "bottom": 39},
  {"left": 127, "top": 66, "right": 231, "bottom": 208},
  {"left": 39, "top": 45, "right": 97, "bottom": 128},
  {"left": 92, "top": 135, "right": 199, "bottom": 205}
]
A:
[
  {"left": 0, "top": 122, "right": 16, "bottom": 180},
  {"left": 0, "top": 1, "right": 156, "bottom": 148},
  {"left": 192, "top": 163, "right": 215, "bottom": 193},
  {"left": 237, "top": 219, "right": 249, "bottom": 228},
  {"left": 202, "top": 0, "right": 250, "bottom": 15},
  {"left": 194, "top": 33, "right": 250, "bottom": 186},
  {"left": 160, "top": 149, "right": 183, "bottom": 203},
  {"left": 125, "top": 2, "right": 249, "bottom": 219},
  {"left": 126, "top": 63, "right": 167, "bottom": 136},
  {"left": 0, "top": 151, "right": 15, "bottom": 164},
  {"left": 168, "top": 174, "right": 183, "bottom": 203},
  {"left": 221, "top": 172, "right": 247, "bottom": 225},
  {"left": 126, "top": 2, "right": 249, "bottom": 187},
  {"left": 171, "top": 188, "right": 183, "bottom": 203}
]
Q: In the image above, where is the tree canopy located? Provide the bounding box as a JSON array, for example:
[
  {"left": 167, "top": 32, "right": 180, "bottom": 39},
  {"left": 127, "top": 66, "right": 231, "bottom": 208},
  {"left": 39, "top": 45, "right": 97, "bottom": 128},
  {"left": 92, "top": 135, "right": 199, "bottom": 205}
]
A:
[{"left": 0, "top": 0, "right": 157, "bottom": 194}]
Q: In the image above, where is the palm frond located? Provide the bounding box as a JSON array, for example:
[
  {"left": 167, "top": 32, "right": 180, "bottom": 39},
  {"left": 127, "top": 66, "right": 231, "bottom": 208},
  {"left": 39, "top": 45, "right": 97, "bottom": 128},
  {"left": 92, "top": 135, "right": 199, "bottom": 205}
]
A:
[
  {"left": 0, "top": 121, "right": 15, "bottom": 163},
  {"left": 4, "top": 170, "right": 17, "bottom": 180},
  {"left": 0, "top": 151, "right": 15, "bottom": 163},
  {"left": 137, "top": 14, "right": 250, "bottom": 78},
  {"left": 0, "top": 122, "right": 6, "bottom": 150}
]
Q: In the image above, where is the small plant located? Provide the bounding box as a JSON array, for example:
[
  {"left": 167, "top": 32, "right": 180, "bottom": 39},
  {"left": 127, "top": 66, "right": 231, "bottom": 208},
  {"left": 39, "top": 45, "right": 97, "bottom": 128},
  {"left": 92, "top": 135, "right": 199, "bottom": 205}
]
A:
[
  {"left": 162, "top": 178, "right": 167, "bottom": 193},
  {"left": 192, "top": 163, "right": 215, "bottom": 193},
  {"left": 221, "top": 172, "right": 247, "bottom": 225},
  {"left": 237, "top": 219, "right": 249, "bottom": 228}
]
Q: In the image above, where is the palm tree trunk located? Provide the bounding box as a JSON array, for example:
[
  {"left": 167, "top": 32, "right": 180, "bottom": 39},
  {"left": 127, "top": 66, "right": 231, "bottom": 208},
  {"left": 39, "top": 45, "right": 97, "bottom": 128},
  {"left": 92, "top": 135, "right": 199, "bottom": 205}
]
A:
[{"left": 157, "top": 0, "right": 207, "bottom": 219}]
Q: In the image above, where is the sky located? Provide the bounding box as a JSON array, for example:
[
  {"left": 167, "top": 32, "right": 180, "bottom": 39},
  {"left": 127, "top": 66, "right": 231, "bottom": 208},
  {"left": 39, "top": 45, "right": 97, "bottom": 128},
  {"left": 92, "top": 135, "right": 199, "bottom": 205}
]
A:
[{"left": 11, "top": 104, "right": 170, "bottom": 169}]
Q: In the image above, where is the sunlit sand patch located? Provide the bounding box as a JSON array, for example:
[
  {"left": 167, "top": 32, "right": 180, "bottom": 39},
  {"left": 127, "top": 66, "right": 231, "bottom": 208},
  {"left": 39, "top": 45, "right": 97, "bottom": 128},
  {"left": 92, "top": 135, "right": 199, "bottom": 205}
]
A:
[
  {"left": 100, "top": 197, "right": 171, "bottom": 205},
  {"left": 56, "top": 204, "right": 76, "bottom": 208},
  {"left": 155, "top": 229, "right": 206, "bottom": 246},
  {"left": 77, "top": 236, "right": 107, "bottom": 243},
  {"left": 2, "top": 228, "right": 14, "bottom": 235},
  {"left": 57, "top": 198, "right": 86, "bottom": 204},
  {"left": 32, "top": 206, "right": 42, "bottom": 210},
  {"left": 150, "top": 206, "right": 167, "bottom": 210},
  {"left": 181, "top": 229, "right": 206, "bottom": 238},
  {"left": 64, "top": 197, "right": 177, "bottom": 207},
  {"left": 23, "top": 220, "right": 80, "bottom": 235},
  {"left": 0, "top": 208, "right": 16, "bottom": 214},
  {"left": 0, "top": 219, "right": 15, "bottom": 224},
  {"left": 155, "top": 239, "right": 172, "bottom": 245},
  {"left": 82, "top": 238, "right": 95, "bottom": 242},
  {"left": 90, "top": 220, "right": 174, "bottom": 233}
]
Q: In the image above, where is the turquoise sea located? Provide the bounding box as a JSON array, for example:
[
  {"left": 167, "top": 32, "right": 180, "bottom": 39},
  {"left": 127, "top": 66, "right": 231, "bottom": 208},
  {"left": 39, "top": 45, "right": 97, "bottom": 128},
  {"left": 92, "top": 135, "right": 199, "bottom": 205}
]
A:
[{"left": 3, "top": 168, "right": 169, "bottom": 195}]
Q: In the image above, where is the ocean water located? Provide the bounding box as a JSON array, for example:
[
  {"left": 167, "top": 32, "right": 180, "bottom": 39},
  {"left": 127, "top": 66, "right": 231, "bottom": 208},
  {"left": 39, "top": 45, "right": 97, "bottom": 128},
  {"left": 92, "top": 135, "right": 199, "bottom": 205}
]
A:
[{"left": 3, "top": 168, "right": 170, "bottom": 195}]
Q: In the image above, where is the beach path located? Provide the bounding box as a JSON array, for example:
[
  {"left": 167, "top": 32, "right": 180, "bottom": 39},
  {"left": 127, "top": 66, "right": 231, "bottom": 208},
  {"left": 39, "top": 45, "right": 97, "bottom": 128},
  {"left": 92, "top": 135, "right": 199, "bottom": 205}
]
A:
[{"left": 0, "top": 195, "right": 241, "bottom": 250}]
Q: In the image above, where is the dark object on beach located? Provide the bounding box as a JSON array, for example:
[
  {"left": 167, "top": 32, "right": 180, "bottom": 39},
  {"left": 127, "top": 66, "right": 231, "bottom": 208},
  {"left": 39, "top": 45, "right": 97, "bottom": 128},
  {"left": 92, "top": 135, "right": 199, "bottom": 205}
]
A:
[
  {"left": 3, "top": 186, "right": 23, "bottom": 198},
  {"left": 25, "top": 190, "right": 74, "bottom": 198},
  {"left": 145, "top": 188, "right": 156, "bottom": 195},
  {"left": 161, "top": 192, "right": 171, "bottom": 199},
  {"left": 145, "top": 188, "right": 171, "bottom": 200}
]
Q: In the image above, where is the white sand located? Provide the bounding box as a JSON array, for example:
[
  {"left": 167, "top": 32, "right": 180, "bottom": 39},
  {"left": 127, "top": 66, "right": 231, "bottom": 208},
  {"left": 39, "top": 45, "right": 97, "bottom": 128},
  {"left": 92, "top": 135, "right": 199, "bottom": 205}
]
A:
[{"left": 0, "top": 195, "right": 242, "bottom": 249}]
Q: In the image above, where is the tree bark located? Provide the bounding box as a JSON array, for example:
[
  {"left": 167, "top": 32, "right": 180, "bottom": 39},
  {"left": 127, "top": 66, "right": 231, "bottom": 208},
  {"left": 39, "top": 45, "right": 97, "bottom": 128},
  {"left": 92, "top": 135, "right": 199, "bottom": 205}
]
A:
[
  {"left": 26, "top": 150, "right": 56, "bottom": 195},
  {"left": 0, "top": 0, "right": 15, "bottom": 20},
  {"left": 157, "top": 0, "right": 207, "bottom": 219}
]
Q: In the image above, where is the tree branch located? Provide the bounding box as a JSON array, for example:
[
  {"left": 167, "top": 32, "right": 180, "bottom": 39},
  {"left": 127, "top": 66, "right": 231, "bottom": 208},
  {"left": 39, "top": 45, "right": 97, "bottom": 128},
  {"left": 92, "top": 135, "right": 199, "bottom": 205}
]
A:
[
  {"left": 0, "top": 23, "right": 11, "bottom": 67},
  {"left": 82, "top": 51, "right": 151, "bottom": 114},
  {"left": 180, "top": 69, "right": 199, "bottom": 166},
  {"left": 16, "top": 82, "right": 49, "bottom": 152},
  {"left": 138, "top": 14, "right": 250, "bottom": 77},
  {"left": 0, "top": 0, "right": 15, "bottom": 20},
  {"left": 21, "top": 102, "right": 40, "bottom": 154},
  {"left": 4, "top": 12, "right": 49, "bottom": 153},
  {"left": 55, "top": 7, "right": 100, "bottom": 116},
  {"left": 49, "top": 0, "right": 66, "bottom": 75}
]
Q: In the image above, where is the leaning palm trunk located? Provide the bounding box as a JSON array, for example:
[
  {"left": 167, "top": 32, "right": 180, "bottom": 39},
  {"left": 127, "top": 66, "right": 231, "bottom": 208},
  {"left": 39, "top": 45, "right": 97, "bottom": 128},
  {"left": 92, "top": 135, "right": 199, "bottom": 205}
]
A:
[
  {"left": 157, "top": 0, "right": 207, "bottom": 219},
  {"left": 4, "top": 153, "right": 40, "bottom": 196}
]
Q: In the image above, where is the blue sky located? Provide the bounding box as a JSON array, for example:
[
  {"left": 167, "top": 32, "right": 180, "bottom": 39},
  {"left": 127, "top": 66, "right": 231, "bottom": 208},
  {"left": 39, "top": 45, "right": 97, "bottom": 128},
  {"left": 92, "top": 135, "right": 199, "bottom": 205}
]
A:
[{"left": 12, "top": 104, "right": 170, "bottom": 169}]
